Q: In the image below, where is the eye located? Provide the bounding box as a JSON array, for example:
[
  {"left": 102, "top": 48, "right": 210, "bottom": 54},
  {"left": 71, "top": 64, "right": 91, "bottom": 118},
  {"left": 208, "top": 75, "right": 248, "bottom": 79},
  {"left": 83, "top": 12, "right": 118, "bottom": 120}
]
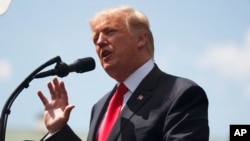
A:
[
  {"left": 92, "top": 33, "right": 99, "bottom": 45},
  {"left": 105, "top": 29, "right": 116, "bottom": 36}
]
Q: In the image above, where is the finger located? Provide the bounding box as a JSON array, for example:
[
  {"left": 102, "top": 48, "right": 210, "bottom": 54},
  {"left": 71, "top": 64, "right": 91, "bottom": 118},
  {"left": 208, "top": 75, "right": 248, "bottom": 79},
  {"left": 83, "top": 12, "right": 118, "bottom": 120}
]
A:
[
  {"left": 52, "top": 77, "right": 61, "bottom": 99},
  {"left": 48, "top": 81, "right": 56, "bottom": 100},
  {"left": 37, "top": 90, "right": 49, "bottom": 106},
  {"left": 59, "top": 81, "right": 68, "bottom": 102}
]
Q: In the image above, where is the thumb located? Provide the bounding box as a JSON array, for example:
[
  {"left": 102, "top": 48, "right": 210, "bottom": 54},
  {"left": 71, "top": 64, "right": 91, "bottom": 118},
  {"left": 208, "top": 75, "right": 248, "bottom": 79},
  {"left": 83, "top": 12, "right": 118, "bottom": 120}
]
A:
[{"left": 64, "top": 104, "right": 75, "bottom": 118}]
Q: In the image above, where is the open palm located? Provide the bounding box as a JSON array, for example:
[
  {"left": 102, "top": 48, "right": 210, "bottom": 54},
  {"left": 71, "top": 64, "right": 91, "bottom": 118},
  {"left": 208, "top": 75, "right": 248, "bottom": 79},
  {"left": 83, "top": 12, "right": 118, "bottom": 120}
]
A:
[{"left": 37, "top": 77, "right": 75, "bottom": 133}]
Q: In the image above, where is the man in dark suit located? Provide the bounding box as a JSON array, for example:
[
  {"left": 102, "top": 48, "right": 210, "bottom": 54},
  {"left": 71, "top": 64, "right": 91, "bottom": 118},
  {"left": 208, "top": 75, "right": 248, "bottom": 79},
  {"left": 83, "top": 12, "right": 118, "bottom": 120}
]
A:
[{"left": 37, "top": 6, "right": 209, "bottom": 141}]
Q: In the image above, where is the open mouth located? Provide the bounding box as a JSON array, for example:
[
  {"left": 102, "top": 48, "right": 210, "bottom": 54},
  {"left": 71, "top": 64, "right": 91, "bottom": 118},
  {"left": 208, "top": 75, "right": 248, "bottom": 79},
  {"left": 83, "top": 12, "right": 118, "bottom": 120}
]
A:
[{"left": 102, "top": 50, "right": 111, "bottom": 58}]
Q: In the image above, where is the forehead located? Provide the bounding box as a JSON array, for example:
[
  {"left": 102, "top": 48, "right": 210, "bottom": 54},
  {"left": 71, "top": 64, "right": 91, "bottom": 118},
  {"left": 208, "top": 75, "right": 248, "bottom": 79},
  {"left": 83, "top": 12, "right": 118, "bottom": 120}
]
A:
[{"left": 92, "top": 15, "right": 126, "bottom": 32}]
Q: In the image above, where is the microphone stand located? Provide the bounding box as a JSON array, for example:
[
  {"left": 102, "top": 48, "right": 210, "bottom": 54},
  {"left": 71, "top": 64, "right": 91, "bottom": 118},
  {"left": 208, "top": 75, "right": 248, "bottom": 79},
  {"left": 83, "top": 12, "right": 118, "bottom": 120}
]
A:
[{"left": 0, "top": 56, "right": 62, "bottom": 141}]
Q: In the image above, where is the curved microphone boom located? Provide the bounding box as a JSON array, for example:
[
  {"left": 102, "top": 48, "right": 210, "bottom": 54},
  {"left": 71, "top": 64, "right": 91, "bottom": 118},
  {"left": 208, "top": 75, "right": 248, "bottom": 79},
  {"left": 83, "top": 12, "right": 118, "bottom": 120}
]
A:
[
  {"left": 34, "top": 57, "right": 95, "bottom": 78},
  {"left": 0, "top": 56, "right": 95, "bottom": 141}
]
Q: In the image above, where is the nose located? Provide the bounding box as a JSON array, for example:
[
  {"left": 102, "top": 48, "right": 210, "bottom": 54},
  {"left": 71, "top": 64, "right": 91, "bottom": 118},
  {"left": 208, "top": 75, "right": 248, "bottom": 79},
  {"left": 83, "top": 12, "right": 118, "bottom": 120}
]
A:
[{"left": 96, "top": 33, "right": 108, "bottom": 48}]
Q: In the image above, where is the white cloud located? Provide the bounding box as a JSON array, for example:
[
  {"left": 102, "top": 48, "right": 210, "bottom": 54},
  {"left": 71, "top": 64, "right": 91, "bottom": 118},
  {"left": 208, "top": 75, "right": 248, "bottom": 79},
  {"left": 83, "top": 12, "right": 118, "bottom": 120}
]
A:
[
  {"left": 0, "top": 59, "right": 12, "bottom": 81},
  {"left": 196, "top": 29, "right": 250, "bottom": 80}
]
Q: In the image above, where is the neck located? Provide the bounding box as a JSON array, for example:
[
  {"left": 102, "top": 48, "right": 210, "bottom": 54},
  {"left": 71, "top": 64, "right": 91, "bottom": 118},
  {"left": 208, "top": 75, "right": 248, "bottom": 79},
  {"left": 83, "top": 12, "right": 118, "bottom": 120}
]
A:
[{"left": 113, "top": 57, "right": 151, "bottom": 82}]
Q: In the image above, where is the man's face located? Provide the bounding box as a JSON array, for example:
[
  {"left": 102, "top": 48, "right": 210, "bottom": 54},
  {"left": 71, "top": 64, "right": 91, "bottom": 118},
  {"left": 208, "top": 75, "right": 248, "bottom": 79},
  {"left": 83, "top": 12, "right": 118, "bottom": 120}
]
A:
[{"left": 91, "top": 16, "right": 139, "bottom": 81}]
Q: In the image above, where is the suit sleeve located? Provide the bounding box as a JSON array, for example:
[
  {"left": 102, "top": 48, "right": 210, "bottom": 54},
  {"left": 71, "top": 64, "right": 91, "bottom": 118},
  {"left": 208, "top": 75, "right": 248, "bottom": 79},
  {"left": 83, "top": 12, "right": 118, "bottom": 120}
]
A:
[
  {"left": 163, "top": 86, "right": 209, "bottom": 141},
  {"left": 41, "top": 125, "right": 81, "bottom": 141}
]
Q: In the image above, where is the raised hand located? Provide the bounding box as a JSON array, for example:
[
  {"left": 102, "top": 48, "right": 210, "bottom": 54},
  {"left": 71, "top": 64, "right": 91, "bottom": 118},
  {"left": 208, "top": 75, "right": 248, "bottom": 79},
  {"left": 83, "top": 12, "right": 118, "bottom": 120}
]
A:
[{"left": 37, "top": 77, "right": 75, "bottom": 133}]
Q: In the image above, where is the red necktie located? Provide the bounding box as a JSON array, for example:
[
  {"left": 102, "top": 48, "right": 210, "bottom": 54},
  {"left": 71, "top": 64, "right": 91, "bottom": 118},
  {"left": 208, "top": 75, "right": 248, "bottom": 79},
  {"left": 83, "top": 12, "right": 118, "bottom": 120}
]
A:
[{"left": 98, "top": 83, "right": 128, "bottom": 141}]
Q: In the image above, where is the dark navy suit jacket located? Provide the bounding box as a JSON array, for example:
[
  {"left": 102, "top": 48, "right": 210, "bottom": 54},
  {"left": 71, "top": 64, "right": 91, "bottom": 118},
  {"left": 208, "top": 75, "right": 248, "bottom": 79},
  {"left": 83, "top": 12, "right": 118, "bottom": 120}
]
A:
[{"left": 43, "top": 65, "right": 209, "bottom": 141}]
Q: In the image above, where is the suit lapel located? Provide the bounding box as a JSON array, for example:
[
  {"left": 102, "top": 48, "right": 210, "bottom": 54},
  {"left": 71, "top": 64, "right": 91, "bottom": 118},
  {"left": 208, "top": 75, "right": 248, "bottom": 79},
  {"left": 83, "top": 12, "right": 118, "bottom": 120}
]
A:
[
  {"left": 87, "top": 86, "right": 117, "bottom": 141},
  {"left": 107, "top": 65, "right": 163, "bottom": 141}
]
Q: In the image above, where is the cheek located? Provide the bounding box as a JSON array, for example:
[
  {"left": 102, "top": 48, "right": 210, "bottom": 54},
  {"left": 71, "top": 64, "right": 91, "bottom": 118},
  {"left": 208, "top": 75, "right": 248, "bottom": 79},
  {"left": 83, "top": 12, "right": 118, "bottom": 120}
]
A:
[
  {"left": 120, "top": 40, "right": 137, "bottom": 55},
  {"left": 95, "top": 47, "right": 100, "bottom": 56},
  {"left": 117, "top": 46, "right": 135, "bottom": 63}
]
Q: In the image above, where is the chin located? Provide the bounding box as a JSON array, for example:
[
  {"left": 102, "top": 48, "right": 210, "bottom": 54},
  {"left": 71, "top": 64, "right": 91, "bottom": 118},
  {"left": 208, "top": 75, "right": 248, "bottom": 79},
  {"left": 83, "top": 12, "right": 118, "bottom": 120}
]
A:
[
  {"left": 103, "top": 64, "right": 117, "bottom": 76},
  {"left": 102, "top": 63, "right": 112, "bottom": 72}
]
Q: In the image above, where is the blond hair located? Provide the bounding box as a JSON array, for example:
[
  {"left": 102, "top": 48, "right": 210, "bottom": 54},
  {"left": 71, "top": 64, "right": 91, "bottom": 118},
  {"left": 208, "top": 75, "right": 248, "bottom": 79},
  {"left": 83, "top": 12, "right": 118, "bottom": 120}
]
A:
[{"left": 89, "top": 6, "right": 154, "bottom": 58}]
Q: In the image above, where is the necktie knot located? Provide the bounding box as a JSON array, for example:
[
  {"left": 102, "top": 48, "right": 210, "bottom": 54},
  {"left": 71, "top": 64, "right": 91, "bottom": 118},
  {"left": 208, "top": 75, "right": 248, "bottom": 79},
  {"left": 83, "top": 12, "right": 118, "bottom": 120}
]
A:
[{"left": 116, "top": 83, "right": 128, "bottom": 97}]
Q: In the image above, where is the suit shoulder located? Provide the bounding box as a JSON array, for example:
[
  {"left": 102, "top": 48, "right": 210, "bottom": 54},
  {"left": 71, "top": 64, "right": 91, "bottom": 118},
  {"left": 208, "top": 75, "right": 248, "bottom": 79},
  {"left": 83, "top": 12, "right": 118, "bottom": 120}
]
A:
[
  {"left": 157, "top": 70, "right": 206, "bottom": 96},
  {"left": 159, "top": 70, "right": 198, "bottom": 87}
]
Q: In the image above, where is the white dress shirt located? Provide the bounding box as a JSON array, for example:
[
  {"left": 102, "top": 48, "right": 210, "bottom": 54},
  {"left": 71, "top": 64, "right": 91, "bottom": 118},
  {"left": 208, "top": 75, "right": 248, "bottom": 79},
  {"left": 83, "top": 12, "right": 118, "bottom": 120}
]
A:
[{"left": 121, "top": 59, "right": 154, "bottom": 109}]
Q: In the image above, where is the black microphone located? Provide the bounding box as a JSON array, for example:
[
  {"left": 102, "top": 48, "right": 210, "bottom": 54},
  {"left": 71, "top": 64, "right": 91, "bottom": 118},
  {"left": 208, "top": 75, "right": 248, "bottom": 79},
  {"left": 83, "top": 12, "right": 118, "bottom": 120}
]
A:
[{"left": 34, "top": 57, "right": 95, "bottom": 78}]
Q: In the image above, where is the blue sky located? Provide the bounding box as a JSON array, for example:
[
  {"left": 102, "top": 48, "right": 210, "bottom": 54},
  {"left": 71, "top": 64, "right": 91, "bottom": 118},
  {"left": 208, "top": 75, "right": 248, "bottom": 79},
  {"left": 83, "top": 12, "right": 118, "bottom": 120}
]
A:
[{"left": 1, "top": 0, "right": 250, "bottom": 140}]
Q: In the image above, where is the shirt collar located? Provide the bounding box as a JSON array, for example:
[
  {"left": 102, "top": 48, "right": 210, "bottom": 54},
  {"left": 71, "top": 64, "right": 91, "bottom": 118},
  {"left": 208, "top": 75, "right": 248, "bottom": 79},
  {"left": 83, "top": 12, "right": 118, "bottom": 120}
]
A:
[{"left": 122, "top": 59, "right": 154, "bottom": 93}]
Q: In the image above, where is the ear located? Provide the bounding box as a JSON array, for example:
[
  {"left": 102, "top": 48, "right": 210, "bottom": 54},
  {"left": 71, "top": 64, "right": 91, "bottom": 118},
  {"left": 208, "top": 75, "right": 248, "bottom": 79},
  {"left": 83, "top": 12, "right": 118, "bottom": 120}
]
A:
[{"left": 137, "top": 32, "right": 148, "bottom": 49}]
